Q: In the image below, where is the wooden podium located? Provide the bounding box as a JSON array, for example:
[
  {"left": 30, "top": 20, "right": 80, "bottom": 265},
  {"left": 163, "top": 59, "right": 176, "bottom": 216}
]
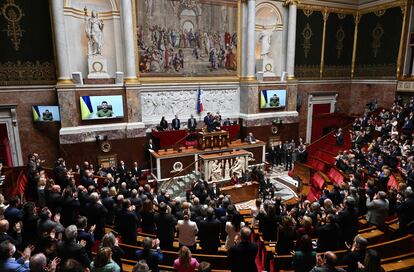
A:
[{"left": 198, "top": 130, "right": 229, "bottom": 149}]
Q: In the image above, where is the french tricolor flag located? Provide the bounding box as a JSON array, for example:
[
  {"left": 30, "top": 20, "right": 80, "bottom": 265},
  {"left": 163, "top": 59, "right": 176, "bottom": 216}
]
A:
[{"left": 197, "top": 88, "right": 204, "bottom": 114}]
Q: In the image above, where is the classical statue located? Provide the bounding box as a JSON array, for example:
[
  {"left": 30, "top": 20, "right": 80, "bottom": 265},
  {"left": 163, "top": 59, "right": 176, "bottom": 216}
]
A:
[
  {"left": 146, "top": 0, "right": 153, "bottom": 17},
  {"left": 210, "top": 160, "right": 223, "bottom": 181},
  {"left": 259, "top": 30, "right": 272, "bottom": 58},
  {"left": 230, "top": 157, "right": 244, "bottom": 177},
  {"left": 85, "top": 9, "right": 104, "bottom": 56}
]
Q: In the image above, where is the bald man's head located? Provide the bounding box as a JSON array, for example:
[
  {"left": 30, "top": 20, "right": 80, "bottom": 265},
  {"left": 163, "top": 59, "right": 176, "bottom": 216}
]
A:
[
  {"left": 0, "top": 219, "right": 9, "bottom": 233},
  {"left": 324, "top": 251, "right": 337, "bottom": 267},
  {"left": 240, "top": 227, "right": 252, "bottom": 242}
]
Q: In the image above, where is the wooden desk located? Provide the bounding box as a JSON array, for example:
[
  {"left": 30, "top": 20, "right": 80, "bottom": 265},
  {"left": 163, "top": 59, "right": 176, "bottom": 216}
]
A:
[
  {"left": 198, "top": 130, "right": 229, "bottom": 149},
  {"left": 220, "top": 182, "right": 259, "bottom": 203}
]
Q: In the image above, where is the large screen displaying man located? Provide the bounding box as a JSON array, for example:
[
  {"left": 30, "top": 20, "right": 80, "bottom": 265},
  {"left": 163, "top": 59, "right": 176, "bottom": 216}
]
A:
[
  {"left": 260, "top": 90, "right": 287, "bottom": 109},
  {"left": 32, "top": 106, "right": 61, "bottom": 122},
  {"left": 80, "top": 95, "right": 124, "bottom": 120}
]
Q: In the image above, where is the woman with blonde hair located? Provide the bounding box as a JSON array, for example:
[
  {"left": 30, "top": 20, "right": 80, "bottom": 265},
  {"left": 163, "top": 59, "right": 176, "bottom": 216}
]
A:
[
  {"left": 173, "top": 246, "right": 199, "bottom": 272},
  {"left": 90, "top": 247, "right": 120, "bottom": 272}
]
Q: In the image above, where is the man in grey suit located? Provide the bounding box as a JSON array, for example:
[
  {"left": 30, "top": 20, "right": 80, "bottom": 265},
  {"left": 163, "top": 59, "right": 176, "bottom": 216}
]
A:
[{"left": 366, "top": 191, "right": 389, "bottom": 227}]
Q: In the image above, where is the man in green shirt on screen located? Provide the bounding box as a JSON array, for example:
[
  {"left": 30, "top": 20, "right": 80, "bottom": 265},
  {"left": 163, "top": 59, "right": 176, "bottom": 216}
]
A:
[{"left": 96, "top": 101, "right": 114, "bottom": 117}]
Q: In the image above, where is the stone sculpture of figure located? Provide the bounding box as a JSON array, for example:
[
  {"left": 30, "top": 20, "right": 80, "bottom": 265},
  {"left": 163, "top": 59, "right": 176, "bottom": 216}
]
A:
[
  {"left": 230, "top": 157, "right": 244, "bottom": 177},
  {"left": 85, "top": 10, "right": 104, "bottom": 56},
  {"left": 210, "top": 160, "right": 223, "bottom": 181},
  {"left": 146, "top": 0, "right": 153, "bottom": 17},
  {"left": 259, "top": 30, "right": 272, "bottom": 57}
]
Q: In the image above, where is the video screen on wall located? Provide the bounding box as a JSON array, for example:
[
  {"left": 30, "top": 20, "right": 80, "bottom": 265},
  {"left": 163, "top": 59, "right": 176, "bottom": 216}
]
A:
[
  {"left": 260, "top": 90, "right": 287, "bottom": 109},
  {"left": 32, "top": 106, "right": 61, "bottom": 122},
  {"left": 80, "top": 95, "right": 124, "bottom": 120}
]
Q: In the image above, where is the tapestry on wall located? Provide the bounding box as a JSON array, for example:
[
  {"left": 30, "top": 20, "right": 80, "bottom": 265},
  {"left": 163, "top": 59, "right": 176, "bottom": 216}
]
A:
[
  {"left": 323, "top": 13, "right": 354, "bottom": 78},
  {"left": 354, "top": 7, "right": 403, "bottom": 78},
  {"left": 0, "top": 0, "right": 56, "bottom": 85},
  {"left": 294, "top": 9, "right": 324, "bottom": 79},
  {"left": 136, "top": 0, "right": 238, "bottom": 77}
]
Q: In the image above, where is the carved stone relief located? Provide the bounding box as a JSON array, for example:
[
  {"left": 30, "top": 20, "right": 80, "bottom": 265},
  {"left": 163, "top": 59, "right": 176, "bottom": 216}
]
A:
[{"left": 140, "top": 88, "right": 240, "bottom": 123}]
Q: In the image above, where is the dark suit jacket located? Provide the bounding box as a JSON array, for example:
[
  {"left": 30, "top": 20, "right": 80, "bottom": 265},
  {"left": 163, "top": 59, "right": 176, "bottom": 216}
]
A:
[
  {"left": 56, "top": 240, "right": 91, "bottom": 268},
  {"left": 154, "top": 213, "right": 177, "bottom": 246},
  {"left": 316, "top": 223, "right": 340, "bottom": 252},
  {"left": 85, "top": 202, "right": 108, "bottom": 240},
  {"left": 335, "top": 208, "right": 358, "bottom": 243},
  {"left": 136, "top": 249, "right": 163, "bottom": 272},
  {"left": 160, "top": 120, "right": 168, "bottom": 130},
  {"left": 228, "top": 241, "right": 258, "bottom": 272},
  {"left": 115, "top": 209, "right": 139, "bottom": 245},
  {"left": 198, "top": 218, "right": 221, "bottom": 251},
  {"left": 0, "top": 232, "right": 22, "bottom": 248},
  {"left": 172, "top": 118, "right": 181, "bottom": 130},
  {"left": 188, "top": 118, "right": 197, "bottom": 131},
  {"left": 4, "top": 207, "right": 23, "bottom": 227},
  {"left": 77, "top": 229, "right": 95, "bottom": 258},
  {"left": 131, "top": 167, "right": 142, "bottom": 178}
]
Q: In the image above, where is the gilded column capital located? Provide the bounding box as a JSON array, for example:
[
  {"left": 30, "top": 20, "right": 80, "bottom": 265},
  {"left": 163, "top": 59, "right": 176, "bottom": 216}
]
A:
[{"left": 284, "top": 0, "right": 300, "bottom": 7}]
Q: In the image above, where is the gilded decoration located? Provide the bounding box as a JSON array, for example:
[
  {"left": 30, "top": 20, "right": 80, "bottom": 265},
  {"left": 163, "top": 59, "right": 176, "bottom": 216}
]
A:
[
  {"left": 0, "top": 61, "right": 56, "bottom": 85},
  {"left": 136, "top": 0, "right": 238, "bottom": 77},
  {"left": 337, "top": 13, "right": 346, "bottom": 20},
  {"left": 302, "top": 23, "right": 312, "bottom": 58},
  {"left": 303, "top": 9, "right": 313, "bottom": 17},
  {"left": 371, "top": 22, "right": 384, "bottom": 58},
  {"left": 1, "top": 0, "right": 24, "bottom": 51},
  {"left": 374, "top": 9, "right": 386, "bottom": 17},
  {"left": 355, "top": 64, "right": 396, "bottom": 78},
  {"left": 336, "top": 26, "right": 345, "bottom": 59},
  {"left": 324, "top": 65, "right": 351, "bottom": 78}
]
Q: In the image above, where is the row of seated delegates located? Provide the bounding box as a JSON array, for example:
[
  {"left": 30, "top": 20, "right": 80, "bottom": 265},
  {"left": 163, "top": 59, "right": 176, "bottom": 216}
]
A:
[{"left": 267, "top": 139, "right": 308, "bottom": 169}]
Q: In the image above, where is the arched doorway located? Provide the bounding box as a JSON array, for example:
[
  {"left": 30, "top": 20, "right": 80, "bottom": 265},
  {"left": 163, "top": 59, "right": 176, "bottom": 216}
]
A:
[{"left": 0, "top": 106, "right": 23, "bottom": 166}]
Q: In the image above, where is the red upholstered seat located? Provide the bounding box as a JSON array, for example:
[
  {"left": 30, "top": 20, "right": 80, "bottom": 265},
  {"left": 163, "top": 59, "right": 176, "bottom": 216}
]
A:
[
  {"left": 311, "top": 172, "right": 325, "bottom": 190},
  {"left": 327, "top": 168, "right": 344, "bottom": 186},
  {"left": 307, "top": 187, "right": 320, "bottom": 202},
  {"left": 307, "top": 158, "right": 326, "bottom": 172}
]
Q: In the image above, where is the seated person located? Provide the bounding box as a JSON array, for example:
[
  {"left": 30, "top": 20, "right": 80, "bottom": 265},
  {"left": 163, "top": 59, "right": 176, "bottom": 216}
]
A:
[
  {"left": 96, "top": 101, "right": 114, "bottom": 118},
  {"left": 159, "top": 116, "right": 168, "bottom": 131},
  {"left": 245, "top": 132, "right": 256, "bottom": 144},
  {"left": 212, "top": 116, "right": 221, "bottom": 131},
  {"left": 230, "top": 172, "right": 239, "bottom": 185},
  {"left": 42, "top": 110, "right": 53, "bottom": 121},
  {"left": 269, "top": 94, "right": 280, "bottom": 107}
]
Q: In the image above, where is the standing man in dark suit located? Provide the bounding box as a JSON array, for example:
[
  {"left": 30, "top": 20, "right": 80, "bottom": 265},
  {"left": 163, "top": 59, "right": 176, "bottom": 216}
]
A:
[
  {"left": 154, "top": 202, "right": 177, "bottom": 250},
  {"left": 117, "top": 160, "right": 128, "bottom": 181},
  {"left": 335, "top": 128, "right": 344, "bottom": 146},
  {"left": 76, "top": 216, "right": 95, "bottom": 259},
  {"left": 172, "top": 114, "right": 181, "bottom": 130},
  {"left": 85, "top": 192, "right": 108, "bottom": 240},
  {"left": 198, "top": 207, "right": 221, "bottom": 254},
  {"left": 115, "top": 199, "right": 139, "bottom": 245},
  {"left": 187, "top": 114, "right": 197, "bottom": 132},
  {"left": 131, "top": 161, "right": 142, "bottom": 179},
  {"left": 275, "top": 141, "right": 285, "bottom": 166},
  {"left": 228, "top": 227, "right": 258, "bottom": 272},
  {"left": 56, "top": 225, "right": 91, "bottom": 268}
]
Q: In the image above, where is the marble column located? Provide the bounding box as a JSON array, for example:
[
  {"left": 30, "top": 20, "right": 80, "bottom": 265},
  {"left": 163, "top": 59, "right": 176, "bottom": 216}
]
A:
[
  {"left": 50, "top": 0, "right": 71, "bottom": 84},
  {"left": 246, "top": 0, "right": 256, "bottom": 78},
  {"left": 286, "top": 3, "right": 297, "bottom": 79},
  {"left": 121, "top": 0, "right": 138, "bottom": 83}
]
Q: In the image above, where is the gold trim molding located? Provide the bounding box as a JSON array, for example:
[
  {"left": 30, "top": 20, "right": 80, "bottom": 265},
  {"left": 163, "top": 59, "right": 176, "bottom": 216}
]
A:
[{"left": 296, "top": 0, "right": 407, "bottom": 15}]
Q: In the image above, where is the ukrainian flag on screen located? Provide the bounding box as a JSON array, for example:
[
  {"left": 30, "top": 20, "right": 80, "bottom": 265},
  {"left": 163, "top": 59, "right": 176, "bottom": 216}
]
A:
[
  {"left": 32, "top": 106, "right": 40, "bottom": 122},
  {"left": 80, "top": 96, "right": 93, "bottom": 120},
  {"left": 260, "top": 90, "right": 268, "bottom": 108}
]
